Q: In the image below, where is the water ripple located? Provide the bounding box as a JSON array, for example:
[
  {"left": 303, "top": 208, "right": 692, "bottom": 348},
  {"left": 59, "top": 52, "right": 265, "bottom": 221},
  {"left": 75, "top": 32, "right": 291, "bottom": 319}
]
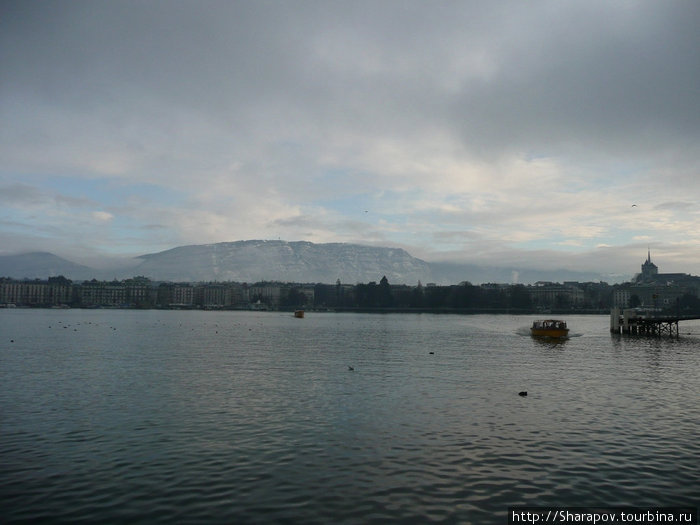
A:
[{"left": 2, "top": 311, "right": 699, "bottom": 523}]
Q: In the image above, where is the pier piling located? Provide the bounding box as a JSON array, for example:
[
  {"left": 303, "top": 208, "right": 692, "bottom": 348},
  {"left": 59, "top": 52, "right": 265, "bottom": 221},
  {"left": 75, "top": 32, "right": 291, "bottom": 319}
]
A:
[{"left": 609, "top": 308, "right": 700, "bottom": 337}]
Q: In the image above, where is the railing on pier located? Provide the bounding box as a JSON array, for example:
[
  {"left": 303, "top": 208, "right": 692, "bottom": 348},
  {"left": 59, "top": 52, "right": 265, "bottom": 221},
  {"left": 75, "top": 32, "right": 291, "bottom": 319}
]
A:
[{"left": 610, "top": 307, "right": 700, "bottom": 337}]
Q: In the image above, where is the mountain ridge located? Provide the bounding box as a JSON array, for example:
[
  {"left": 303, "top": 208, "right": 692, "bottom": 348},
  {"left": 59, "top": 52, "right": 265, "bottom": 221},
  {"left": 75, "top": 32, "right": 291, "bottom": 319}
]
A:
[
  {"left": 0, "top": 252, "right": 94, "bottom": 280},
  {"left": 1, "top": 241, "right": 623, "bottom": 284},
  {"left": 134, "top": 240, "right": 433, "bottom": 284}
]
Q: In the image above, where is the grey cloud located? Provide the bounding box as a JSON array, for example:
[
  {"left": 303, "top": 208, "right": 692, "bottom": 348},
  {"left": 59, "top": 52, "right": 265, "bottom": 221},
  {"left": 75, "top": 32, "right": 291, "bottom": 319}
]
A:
[
  {"left": 0, "top": 183, "right": 94, "bottom": 209},
  {"left": 139, "top": 224, "right": 169, "bottom": 231},
  {"left": 448, "top": 3, "right": 700, "bottom": 158},
  {"left": 431, "top": 231, "right": 484, "bottom": 243},
  {"left": 654, "top": 201, "right": 696, "bottom": 211},
  {"left": 3, "top": 1, "right": 697, "bottom": 164},
  {"left": 54, "top": 194, "right": 95, "bottom": 208},
  {"left": 0, "top": 183, "right": 45, "bottom": 205},
  {"left": 270, "top": 215, "right": 316, "bottom": 228}
]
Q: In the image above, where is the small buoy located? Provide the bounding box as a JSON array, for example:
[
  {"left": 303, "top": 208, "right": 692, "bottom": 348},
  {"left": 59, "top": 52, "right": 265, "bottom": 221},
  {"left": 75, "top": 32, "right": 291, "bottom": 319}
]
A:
[
  {"left": 518, "top": 391, "right": 528, "bottom": 397},
  {"left": 10, "top": 339, "right": 14, "bottom": 343},
  {"left": 429, "top": 351, "right": 434, "bottom": 354}
]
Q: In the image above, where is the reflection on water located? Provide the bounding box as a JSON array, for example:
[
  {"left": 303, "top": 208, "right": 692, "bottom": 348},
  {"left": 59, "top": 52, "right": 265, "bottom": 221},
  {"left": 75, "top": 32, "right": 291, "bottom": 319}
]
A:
[
  {"left": 1, "top": 311, "right": 699, "bottom": 524},
  {"left": 530, "top": 337, "right": 568, "bottom": 349}
]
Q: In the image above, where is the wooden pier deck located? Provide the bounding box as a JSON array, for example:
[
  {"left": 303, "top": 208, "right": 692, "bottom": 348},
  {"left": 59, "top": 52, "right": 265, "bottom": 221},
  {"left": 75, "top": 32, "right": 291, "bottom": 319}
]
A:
[{"left": 610, "top": 308, "right": 700, "bottom": 337}]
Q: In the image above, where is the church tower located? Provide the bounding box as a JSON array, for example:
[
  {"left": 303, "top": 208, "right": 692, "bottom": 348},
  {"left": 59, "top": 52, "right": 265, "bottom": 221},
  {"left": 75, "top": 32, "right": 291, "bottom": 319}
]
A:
[{"left": 640, "top": 248, "right": 658, "bottom": 281}]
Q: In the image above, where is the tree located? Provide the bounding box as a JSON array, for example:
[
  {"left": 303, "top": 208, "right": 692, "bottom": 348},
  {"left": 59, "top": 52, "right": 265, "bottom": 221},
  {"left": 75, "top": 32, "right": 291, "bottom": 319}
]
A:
[
  {"left": 509, "top": 285, "right": 532, "bottom": 310},
  {"left": 410, "top": 282, "right": 424, "bottom": 308},
  {"left": 48, "top": 275, "right": 72, "bottom": 285},
  {"left": 355, "top": 282, "right": 378, "bottom": 307},
  {"left": 378, "top": 276, "right": 393, "bottom": 307},
  {"left": 282, "top": 288, "right": 307, "bottom": 308}
]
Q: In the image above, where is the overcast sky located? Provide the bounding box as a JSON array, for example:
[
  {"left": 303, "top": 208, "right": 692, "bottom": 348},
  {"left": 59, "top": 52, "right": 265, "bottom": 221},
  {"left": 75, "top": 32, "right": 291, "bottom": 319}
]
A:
[{"left": 1, "top": 0, "right": 699, "bottom": 278}]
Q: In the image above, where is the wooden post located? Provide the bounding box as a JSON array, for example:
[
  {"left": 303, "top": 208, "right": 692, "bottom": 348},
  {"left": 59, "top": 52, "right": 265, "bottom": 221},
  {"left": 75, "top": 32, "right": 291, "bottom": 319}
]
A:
[
  {"left": 610, "top": 307, "right": 620, "bottom": 333},
  {"left": 623, "top": 308, "right": 636, "bottom": 334}
]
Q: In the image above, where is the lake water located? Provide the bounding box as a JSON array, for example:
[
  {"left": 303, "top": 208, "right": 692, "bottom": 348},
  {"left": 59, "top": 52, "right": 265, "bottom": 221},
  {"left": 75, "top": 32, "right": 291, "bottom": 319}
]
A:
[{"left": 1, "top": 310, "right": 699, "bottom": 523}]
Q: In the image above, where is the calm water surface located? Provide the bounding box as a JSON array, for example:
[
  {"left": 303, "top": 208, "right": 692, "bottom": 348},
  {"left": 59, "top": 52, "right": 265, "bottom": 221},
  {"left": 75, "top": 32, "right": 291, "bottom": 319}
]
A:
[{"left": 1, "top": 310, "right": 699, "bottom": 523}]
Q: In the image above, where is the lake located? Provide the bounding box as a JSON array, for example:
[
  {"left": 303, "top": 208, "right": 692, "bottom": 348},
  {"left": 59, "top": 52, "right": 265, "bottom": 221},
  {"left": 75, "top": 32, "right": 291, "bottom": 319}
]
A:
[{"left": 1, "top": 310, "right": 699, "bottom": 523}]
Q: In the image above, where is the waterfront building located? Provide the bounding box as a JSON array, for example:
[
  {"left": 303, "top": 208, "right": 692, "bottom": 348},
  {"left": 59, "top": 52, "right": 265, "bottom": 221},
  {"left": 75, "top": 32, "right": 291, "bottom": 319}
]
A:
[
  {"left": 615, "top": 251, "right": 700, "bottom": 309},
  {"left": 201, "top": 284, "right": 227, "bottom": 307},
  {"left": 248, "top": 283, "right": 282, "bottom": 308},
  {"left": 171, "top": 284, "right": 194, "bottom": 307},
  {"left": 528, "top": 281, "right": 584, "bottom": 309},
  {"left": 79, "top": 280, "right": 127, "bottom": 307},
  {"left": 0, "top": 277, "right": 72, "bottom": 307},
  {"left": 613, "top": 288, "right": 631, "bottom": 308}
]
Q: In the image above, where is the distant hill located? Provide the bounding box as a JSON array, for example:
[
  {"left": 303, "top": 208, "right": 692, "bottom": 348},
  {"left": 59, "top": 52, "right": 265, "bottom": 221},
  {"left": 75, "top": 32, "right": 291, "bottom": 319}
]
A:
[
  {"left": 132, "top": 240, "right": 433, "bottom": 284},
  {"left": 1, "top": 241, "right": 623, "bottom": 284},
  {"left": 0, "top": 252, "right": 94, "bottom": 280}
]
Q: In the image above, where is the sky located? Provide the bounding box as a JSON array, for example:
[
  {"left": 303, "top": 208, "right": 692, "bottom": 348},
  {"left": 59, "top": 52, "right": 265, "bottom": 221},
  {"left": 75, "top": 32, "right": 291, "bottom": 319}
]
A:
[{"left": 1, "top": 0, "right": 699, "bottom": 279}]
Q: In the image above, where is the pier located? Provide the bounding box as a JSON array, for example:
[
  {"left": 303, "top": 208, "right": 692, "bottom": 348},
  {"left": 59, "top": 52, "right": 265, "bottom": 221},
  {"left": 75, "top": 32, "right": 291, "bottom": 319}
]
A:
[{"left": 610, "top": 307, "right": 700, "bottom": 337}]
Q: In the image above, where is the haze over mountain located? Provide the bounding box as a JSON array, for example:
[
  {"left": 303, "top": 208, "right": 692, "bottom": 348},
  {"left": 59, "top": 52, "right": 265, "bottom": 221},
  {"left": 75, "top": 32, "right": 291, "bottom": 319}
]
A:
[
  {"left": 0, "top": 252, "right": 93, "bottom": 280},
  {"left": 1, "top": 241, "right": 624, "bottom": 284}
]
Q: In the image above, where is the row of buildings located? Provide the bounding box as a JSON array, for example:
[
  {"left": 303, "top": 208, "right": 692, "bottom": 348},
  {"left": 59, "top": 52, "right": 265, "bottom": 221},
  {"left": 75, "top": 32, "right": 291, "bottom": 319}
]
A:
[
  {"left": 0, "top": 276, "right": 317, "bottom": 310},
  {"left": 0, "top": 273, "right": 602, "bottom": 310},
  {"left": 611, "top": 250, "right": 700, "bottom": 310},
  {"left": 2, "top": 252, "right": 698, "bottom": 312}
]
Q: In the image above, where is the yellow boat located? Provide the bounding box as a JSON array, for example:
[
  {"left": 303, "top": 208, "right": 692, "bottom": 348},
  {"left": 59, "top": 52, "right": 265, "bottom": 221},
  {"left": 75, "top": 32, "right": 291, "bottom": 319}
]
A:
[{"left": 530, "top": 319, "right": 569, "bottom": 338}]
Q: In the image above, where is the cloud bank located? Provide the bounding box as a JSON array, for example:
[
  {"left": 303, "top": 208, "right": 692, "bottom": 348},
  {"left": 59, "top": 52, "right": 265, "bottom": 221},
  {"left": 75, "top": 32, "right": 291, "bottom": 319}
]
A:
[{"left": 1, "top": 0, "right": 699, "bottom": 277}]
